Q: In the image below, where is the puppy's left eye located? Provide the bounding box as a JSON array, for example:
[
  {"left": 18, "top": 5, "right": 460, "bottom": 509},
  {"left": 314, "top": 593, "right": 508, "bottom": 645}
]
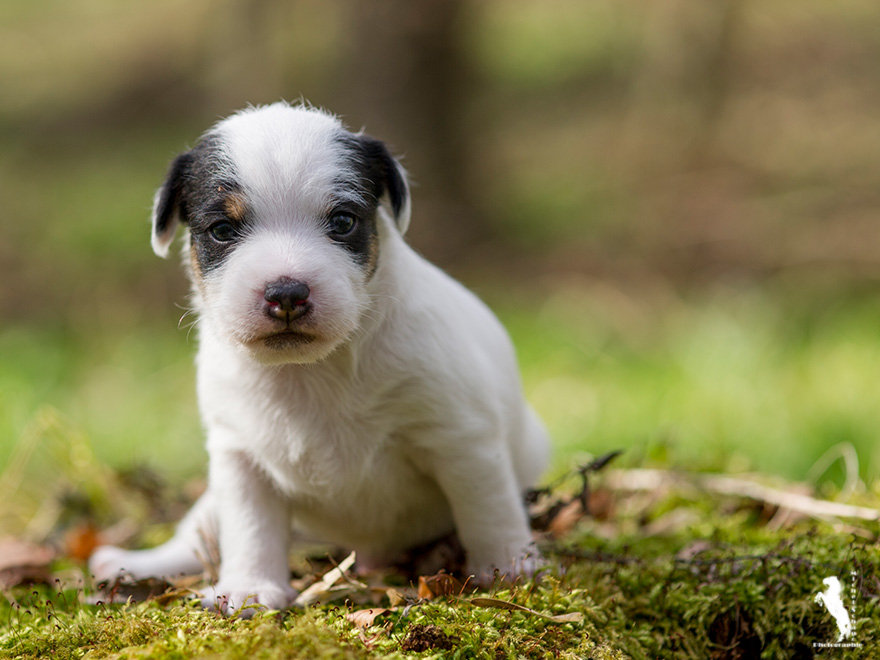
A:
[
  {"left": 327, "top": 213, "right": 357, "bottom": 237},
  {"left": 208, "top": 221, "right": 237, "bottom": 243}
]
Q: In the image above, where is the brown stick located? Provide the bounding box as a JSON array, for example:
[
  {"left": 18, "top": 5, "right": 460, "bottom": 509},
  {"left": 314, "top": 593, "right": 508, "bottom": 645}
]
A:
[{"left": 605, "top": 469, "right": 880, "bottom": 522}]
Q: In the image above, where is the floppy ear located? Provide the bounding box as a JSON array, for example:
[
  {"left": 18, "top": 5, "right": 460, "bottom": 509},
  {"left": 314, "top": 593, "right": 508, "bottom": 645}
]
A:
[
  {"left": 385, "top": 152, "right": 411, "bottom": 235},
  {"left": 151, "top": 152, "right": 192, "bottom": 258},
  {"left": 355, "top": 136, "right": 411, "bottom": 235}
]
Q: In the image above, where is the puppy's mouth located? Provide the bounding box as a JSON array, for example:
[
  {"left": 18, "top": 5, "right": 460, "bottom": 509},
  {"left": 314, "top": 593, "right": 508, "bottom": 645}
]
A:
[{"left": 261, "top": 329, "right": 316, "bottom": 349}]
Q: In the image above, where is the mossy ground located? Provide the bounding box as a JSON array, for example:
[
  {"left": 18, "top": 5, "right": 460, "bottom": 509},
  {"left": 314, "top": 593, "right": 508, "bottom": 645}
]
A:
[{"left": 2, "top": 469, "right": 877, "bottom": 660}]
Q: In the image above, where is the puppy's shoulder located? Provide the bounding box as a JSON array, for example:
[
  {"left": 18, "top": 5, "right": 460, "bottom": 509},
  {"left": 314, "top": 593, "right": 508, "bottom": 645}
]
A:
[
  {"left": 379, "top": 247, "right": 518, "bottom": 383},
  {"left": 388, "top": 249, "right": 501, "bottom": 331}
]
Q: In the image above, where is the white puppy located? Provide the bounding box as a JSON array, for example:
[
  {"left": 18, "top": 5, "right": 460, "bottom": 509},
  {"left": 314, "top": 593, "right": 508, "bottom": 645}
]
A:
[{"left": 90, "top": 102, "right": 549, "bottom": 614}]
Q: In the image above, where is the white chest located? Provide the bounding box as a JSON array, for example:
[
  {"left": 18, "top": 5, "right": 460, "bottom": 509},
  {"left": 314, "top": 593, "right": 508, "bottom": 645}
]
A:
[{"left": 196, "top": 350, "right": 454, "bottom": 551}]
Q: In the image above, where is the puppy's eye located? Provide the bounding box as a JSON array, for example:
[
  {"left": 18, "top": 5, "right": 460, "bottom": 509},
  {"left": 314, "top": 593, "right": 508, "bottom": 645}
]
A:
[
  {"left": 208, "top": 221, "right": 237, "bottom": 242},
  {"left": 327, "top": 213, "right": 357, "bottom": 237}
]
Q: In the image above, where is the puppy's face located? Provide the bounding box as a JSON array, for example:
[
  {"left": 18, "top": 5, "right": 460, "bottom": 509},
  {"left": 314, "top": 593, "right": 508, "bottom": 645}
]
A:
[{"left": 151, "top": 104, "right": 410, "bottom": 364}]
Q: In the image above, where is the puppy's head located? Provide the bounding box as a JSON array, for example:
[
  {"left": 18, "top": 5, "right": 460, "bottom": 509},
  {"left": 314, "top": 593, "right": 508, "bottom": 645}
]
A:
[{"left": 151, "top": 103, "right": 410, "bottom": 364}]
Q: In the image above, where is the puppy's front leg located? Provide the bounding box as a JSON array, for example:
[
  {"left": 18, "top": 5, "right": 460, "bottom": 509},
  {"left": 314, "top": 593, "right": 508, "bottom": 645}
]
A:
[
  {"left": 430, "top": 445, "right": 541, "bottom": 584},
  {"left": 204, "top": 448, "right": 295, "bottom": 615}
]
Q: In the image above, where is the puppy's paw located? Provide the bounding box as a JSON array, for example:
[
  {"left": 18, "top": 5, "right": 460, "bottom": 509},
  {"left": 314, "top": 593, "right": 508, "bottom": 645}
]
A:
[
  {"left": 89, "top": 545, "right": 134, "bottom": 582},
  {"left": 201, "top": 580, "right": 296, "bottom": 617}
]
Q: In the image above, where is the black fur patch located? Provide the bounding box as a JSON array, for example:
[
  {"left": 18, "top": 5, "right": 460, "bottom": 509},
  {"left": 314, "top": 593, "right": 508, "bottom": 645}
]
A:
[
  {"left": 153, "top": 152, "right": 193, "bottom": 242},
  {"left": 155, "top": 136, "right": 250, "bottom": 275},
  {"left": 187, "top": 182, "right": 249, "bottom": 276},
  {"left": 333, "top": 133, "right": 409, "bottom": 276},
  {"left": 324, "top": 198, "right": 380, "bottom": 275},
  {"left": 338, "top": 133, "right": 408, "bottom": 221}
]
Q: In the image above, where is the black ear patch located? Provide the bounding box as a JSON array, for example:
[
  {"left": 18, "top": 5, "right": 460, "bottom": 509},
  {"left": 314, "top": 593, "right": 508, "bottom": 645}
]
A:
[
  {"left": 340, "top": 134, "right": 410, "bottom": 230},
  {"left": 356, "top": 136, "right": 407, "bottom": 218},
  {"left": 154, "top": 154, "right": 192, "bottom": 234},
  {"left": 151, "top": 152, "right": 194, "bottom": 257},
  {"left": 151, "top": 136, "right": 231, "bottom": 258}
]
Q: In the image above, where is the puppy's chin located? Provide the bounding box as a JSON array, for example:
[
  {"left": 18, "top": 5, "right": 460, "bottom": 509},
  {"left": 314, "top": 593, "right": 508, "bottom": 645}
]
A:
[{"left": 239, "top": 330, "right": 345, "bottom": 366}]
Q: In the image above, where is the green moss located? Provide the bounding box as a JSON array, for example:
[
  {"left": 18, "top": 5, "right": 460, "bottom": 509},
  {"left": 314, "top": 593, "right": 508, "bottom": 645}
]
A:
[{"left": 2, "top": 507, "right": 876, "bottom": 660}]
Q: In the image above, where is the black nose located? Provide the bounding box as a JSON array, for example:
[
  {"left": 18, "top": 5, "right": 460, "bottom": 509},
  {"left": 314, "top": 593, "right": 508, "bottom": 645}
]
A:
[{"left": 264, "top": 278, "right": 311, "bottom": 323}]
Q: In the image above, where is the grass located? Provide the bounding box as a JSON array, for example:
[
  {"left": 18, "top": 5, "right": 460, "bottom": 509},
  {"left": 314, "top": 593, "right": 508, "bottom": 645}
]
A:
[
  {"left": 499, "top": 280, "right": 880, "bottom": 487},
  {"left": 0, "top": 322, "right": 203, "bottom": 481},
  {"left": 4, "top": 281, "right": 880, "bottom": 487}
]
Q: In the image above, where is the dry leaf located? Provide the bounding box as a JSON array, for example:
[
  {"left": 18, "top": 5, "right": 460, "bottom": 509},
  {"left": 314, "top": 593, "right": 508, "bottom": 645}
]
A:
[
  {"left": 416, "top": 577, "right": 432, "bottom": 599},
  {"left": 65, "top": 522, "right": 100, "bottom": 562},
  {"left": 346, "top": 607, "right": 393, "bottom": 629},
  {"left": 547, "top": 500, "right": 584, "bottom": 538},
  {"left": 417, "top": 572, "right": 463, "bottom": 600},
  {"left": 293, "top": 551, "right": 360, "bottom": 606},
  {"left": 587, "top": 487, "right": 615, "bottom": 520},
  {"left": 0, "top": 537, "right": 54, "bottom": 589},
  {"left": 468, "top": 596, "right": 584, "bottom": 624},
  {"left": 0, "top": 537, "right": 55, "bottom": 571}
]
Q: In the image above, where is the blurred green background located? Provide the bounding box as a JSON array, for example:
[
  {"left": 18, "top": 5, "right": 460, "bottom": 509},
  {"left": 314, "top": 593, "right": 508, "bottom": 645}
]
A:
[{"left": 2, "top": 0, "right": 879, "bottom": 495}]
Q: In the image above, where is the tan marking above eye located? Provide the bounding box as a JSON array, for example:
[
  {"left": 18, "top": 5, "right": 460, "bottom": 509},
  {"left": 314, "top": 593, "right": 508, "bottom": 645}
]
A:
[{"left": 223, "top": 194, "right": 247, "bottom": 221}]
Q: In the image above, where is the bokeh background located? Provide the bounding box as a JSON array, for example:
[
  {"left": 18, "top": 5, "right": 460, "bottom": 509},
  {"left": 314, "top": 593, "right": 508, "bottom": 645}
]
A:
[{"left": 2, "top": 0, "right": 880, "bottom": 516}]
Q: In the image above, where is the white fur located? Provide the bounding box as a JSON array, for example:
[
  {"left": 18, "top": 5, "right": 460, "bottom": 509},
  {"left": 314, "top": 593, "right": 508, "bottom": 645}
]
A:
[{"left": 90, "top": 103, "right": 549, "bottom": 615}]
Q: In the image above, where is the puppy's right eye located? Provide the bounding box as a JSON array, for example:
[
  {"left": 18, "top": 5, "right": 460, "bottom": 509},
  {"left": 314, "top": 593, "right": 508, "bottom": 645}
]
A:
[{"left": 208, "top": 221, "right": 237, "bottom": 242}]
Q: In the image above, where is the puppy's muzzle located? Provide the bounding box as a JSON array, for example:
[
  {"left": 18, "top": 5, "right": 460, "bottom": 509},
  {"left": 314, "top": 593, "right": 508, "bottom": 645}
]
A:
[{"left": 264, "top": 278, "right": 311, "bottom": 324}]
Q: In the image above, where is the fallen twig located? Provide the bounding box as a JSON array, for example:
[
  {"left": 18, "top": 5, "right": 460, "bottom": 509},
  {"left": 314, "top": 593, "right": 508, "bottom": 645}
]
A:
[
  {"left": 465, "top": 596, "right": 583, "bottom": 624},
  {"left": 605, "top": 469, "right": 880, "bottom": 523},
  {"left": 293, "top": 551, "right": 361, "bottom": 606}
]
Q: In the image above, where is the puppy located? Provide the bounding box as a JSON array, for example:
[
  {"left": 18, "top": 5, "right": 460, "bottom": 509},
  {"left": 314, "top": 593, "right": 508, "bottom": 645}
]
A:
[{"left": 90, "top": 102, "right": 550, "bottom": 614}]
